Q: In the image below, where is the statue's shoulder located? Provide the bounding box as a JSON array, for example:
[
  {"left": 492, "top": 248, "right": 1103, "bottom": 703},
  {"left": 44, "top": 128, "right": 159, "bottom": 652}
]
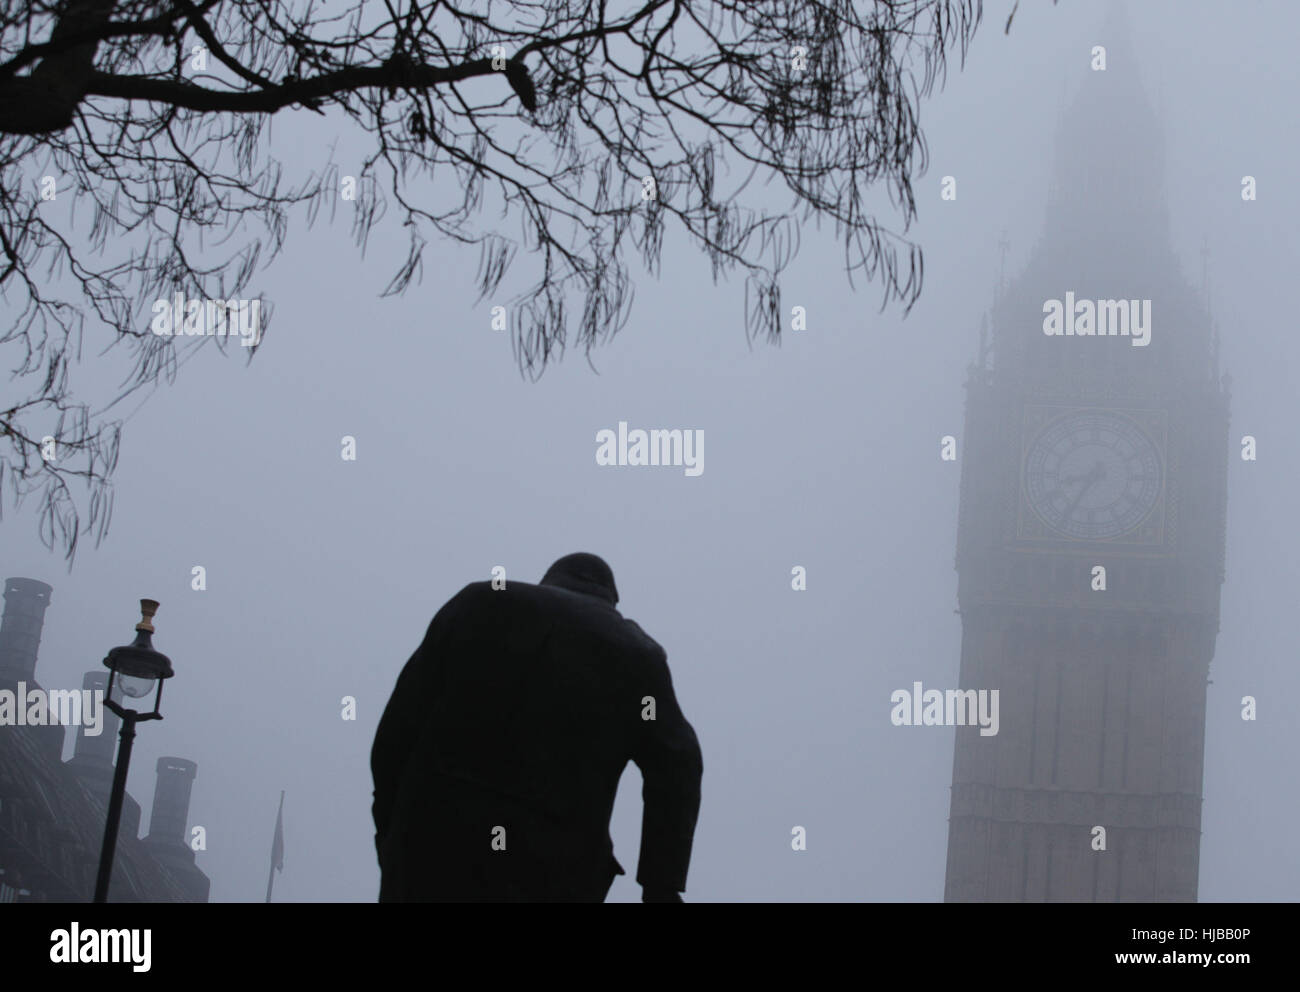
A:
[{"left": 617, "top": 616, "right": 667, "bottom": 661}]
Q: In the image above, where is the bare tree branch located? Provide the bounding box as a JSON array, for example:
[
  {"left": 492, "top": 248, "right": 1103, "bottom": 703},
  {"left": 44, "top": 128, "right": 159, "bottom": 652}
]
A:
[{"left": 0, "top": 0, "right": 986, "bottom": 562}]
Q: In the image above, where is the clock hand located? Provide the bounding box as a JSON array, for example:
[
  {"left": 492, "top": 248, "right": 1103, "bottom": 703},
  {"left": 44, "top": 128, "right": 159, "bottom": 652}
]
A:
[{"left": 1064, "top": 470, "right": 1102, "bottom": 519}]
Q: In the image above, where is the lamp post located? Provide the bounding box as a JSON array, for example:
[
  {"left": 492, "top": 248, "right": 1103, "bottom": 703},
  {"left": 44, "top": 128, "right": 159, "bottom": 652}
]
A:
[{"left": 93, "top": 599, "right": 173, "bottom": 903}]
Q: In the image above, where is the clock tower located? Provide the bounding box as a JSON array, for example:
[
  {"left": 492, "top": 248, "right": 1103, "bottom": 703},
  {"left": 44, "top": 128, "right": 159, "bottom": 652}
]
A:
[{"left": 943, "top": 31, "right": 1230, "bottom": 902}]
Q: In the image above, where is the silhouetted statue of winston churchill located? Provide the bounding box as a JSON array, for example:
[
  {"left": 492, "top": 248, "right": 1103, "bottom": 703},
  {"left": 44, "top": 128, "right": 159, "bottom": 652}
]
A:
[{"left": 371, "top": 553, "right": 703, "bottom": 902}]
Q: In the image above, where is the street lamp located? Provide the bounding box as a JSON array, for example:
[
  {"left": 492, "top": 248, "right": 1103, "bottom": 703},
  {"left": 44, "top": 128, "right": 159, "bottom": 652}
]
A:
[{"left": 93, "top": 599, "right": 173, "bottom": 903}]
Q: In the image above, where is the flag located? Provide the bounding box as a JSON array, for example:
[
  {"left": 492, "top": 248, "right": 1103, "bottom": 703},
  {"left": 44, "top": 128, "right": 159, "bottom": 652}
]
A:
[
  {"left": 271, "top": 791, "right": 284, "bottom": 872},
  {"left": 265, "top": 790, "right": 285, "bottom": 902}
]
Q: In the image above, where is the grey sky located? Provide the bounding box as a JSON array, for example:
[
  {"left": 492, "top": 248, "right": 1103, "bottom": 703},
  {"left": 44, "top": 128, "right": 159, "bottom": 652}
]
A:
[{"left": 4, "top": 0, "right": 1296, "bottom": 901}]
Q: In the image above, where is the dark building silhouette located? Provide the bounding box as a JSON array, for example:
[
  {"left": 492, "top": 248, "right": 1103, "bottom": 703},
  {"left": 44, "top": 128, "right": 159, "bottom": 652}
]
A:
[
  {"left": 944, "top": 19, "right": 1229, "bottom": 902},
  {"left": 0, "top": 578, "right": 210, "bottom": 902}
]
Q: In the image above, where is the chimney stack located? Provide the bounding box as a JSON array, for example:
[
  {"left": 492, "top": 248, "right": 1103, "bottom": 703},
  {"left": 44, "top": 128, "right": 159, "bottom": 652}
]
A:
[
  {"left": 0, "top": 578, "right": 53, "bottom": 683},
  {"left": 143, "top": 757, "right": 210, "bottom": 902},
  {"left": 68, "top": 672, "right": 140, "bottom": 843},
  {"left": 70, "top": 671, "right": 121, "bottom": 803},
  {"left": 146, "top": 757, "right": 197, "bottom": 848}
]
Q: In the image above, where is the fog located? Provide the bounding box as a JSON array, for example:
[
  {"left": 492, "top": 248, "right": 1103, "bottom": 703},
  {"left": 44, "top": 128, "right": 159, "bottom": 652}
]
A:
[{"left": 3, "top": 0, "right": 1296, "bottom": 901}]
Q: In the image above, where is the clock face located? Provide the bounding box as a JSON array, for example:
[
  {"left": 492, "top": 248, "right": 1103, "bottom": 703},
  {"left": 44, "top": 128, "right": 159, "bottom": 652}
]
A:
[{"left": 1023, "top": 410, "right": 1163, "bottom": 541}]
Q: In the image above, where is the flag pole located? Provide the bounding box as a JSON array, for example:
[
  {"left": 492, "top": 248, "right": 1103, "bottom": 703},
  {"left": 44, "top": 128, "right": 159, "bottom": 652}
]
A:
[{"left": 266, "top": 790, "right": 285, "bottom": 903}]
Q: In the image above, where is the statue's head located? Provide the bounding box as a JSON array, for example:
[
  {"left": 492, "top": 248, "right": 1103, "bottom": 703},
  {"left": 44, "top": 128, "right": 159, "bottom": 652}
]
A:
[{"left": 540, "top": 552, "right": 619, "bottom": 606}]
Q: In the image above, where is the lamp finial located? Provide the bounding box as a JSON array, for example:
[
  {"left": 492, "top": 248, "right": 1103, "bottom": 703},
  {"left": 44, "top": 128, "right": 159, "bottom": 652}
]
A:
[{"left": 136, "top": 599, "right": 159, "bottom": 633}]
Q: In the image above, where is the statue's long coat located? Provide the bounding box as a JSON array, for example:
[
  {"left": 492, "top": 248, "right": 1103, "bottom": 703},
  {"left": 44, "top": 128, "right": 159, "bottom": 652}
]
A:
[{"left": 371, "top": 580, "right": 702, "bottom": 901}]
